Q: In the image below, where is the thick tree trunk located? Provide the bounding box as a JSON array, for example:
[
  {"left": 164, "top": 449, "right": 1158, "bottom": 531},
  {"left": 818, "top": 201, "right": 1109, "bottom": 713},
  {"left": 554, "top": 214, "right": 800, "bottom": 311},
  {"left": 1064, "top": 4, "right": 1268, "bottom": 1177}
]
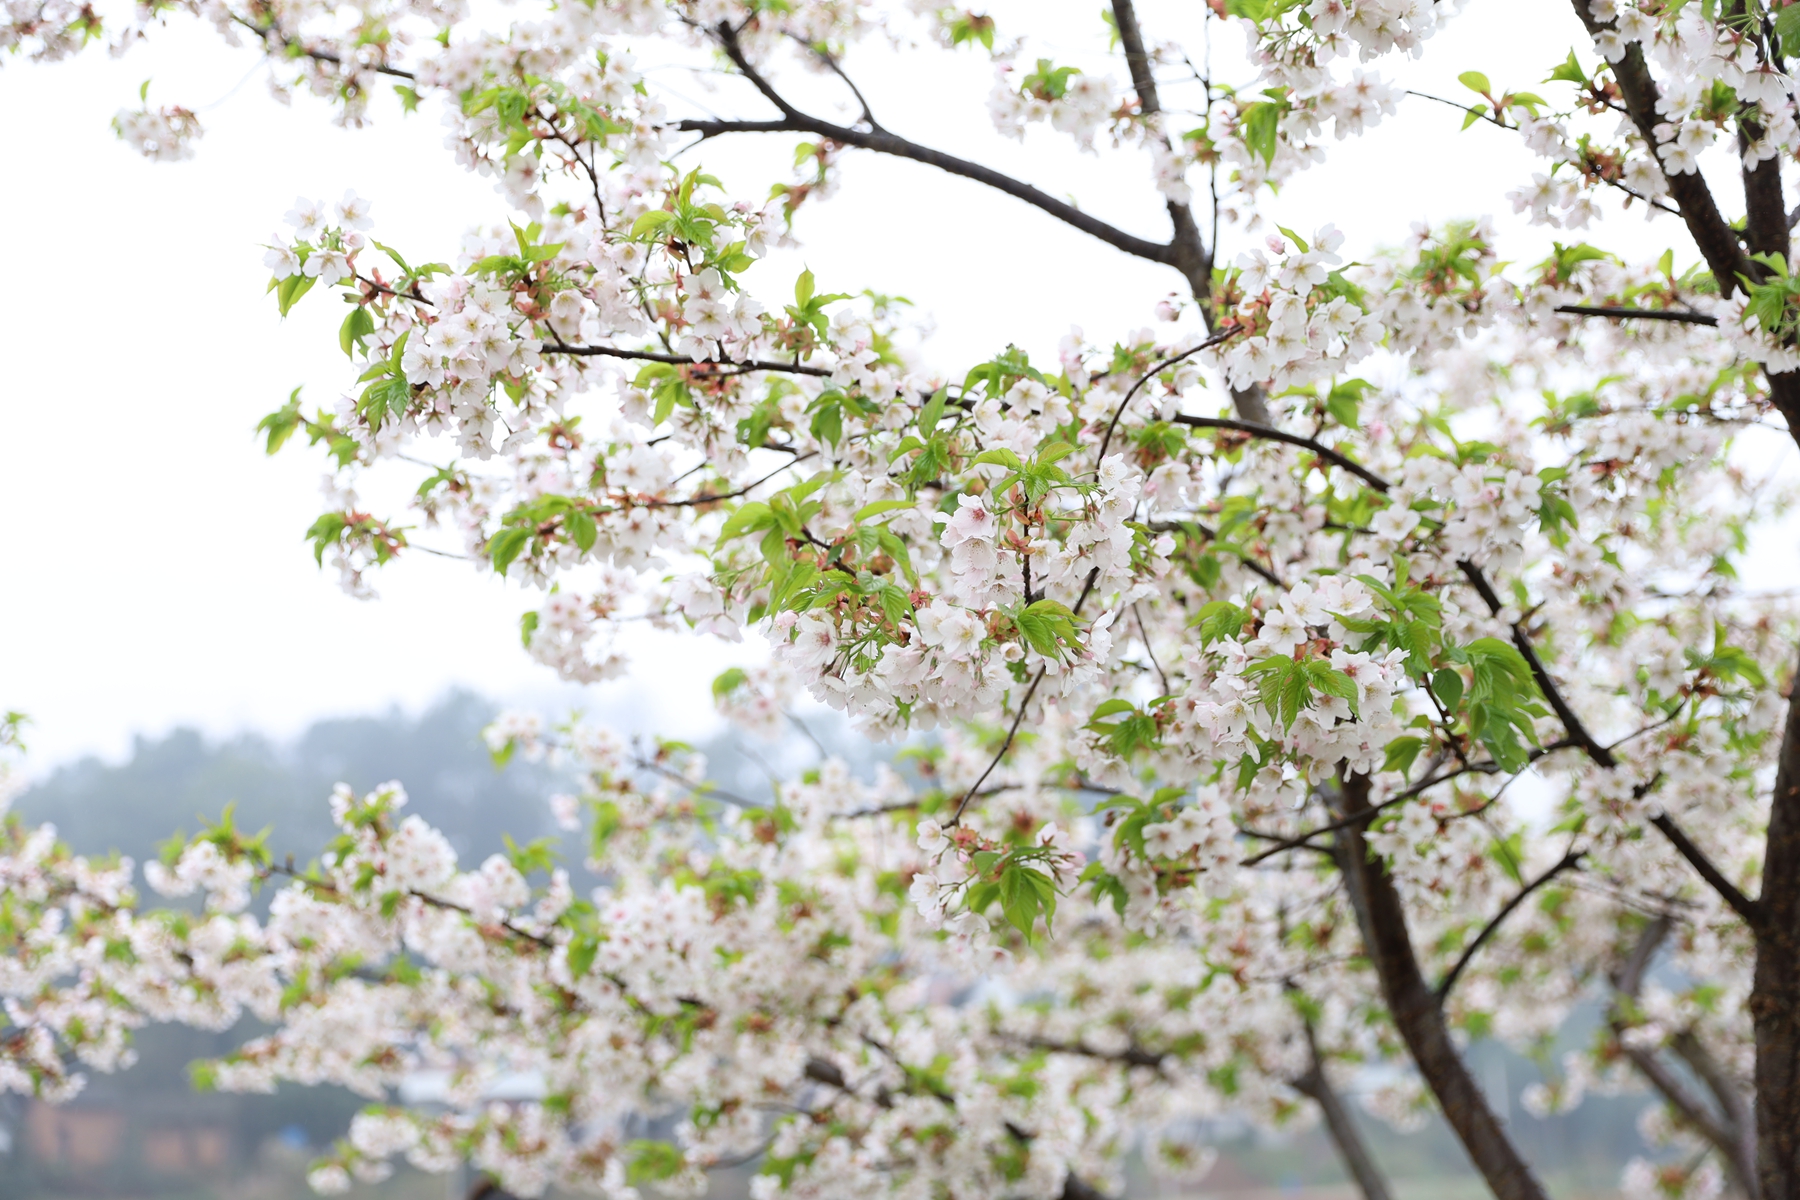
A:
[
  {"left": 1332, "top": 774, "right": 1550, "bottom": 1200},
  {"left": 1755, "top": 653, "right": 1800, "bottom": 1200}
]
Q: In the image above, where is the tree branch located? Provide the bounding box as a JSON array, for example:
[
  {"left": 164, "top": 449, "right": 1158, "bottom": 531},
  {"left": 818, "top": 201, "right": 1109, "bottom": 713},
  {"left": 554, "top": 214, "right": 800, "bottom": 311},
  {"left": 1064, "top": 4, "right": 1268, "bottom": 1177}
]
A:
[
  {"left": 1107, "top": 2, "right": 1270, "bottom": 421},
  {"left": 786, "top": 32, "right": 882, "bottom": 132},
  {"left": 545, "top": 340, "right": 832, "bottom": 377},
  {"left": 1019, "top": 1035, "right": 1167, "bottom": 1071},
  {"left": 1670, "top": 1028, "right": 1759, "bottom": 1200},
  {"left": 1239, "top": 764, "right": 1483, "bottom": 867},
  {"left": 1293, "top": 1021, "right": 1395, "bottom": 1200},
  {"left": 1650, "top": 813, "right": 1763, "bottom": 927},
  {"left": 1457, "top": 559, "right": 1615, "bottom": 766},
  {"left": 1570, "top": 0, "right": 1758, "bottom": 296},
  {"left": 1609, "top": 916, "right": 1756, "bottom": 1197},
  {"left": 1459, "top": 559, "right": 1765, "bottom": 928},
  {"left": 1108, "top": 0, "right": 1211, "bottom": 292},
  {"left": 233, "top": 15, "right": 418, "bottom": 81},
  {"left": 1173, "top": 415, "right": 1392, "bottom": 491},
  {"left": 1753, "top": 646, "right": 1800, "bottom": 1199},
  {"left": 949, "top": 669, "right": 1045, "bottom": 824},
  {"left": 1146, "top": 518, "right": 1283, "bottom": 586},
  {"left": 1405, "top": 89, "right": 1679, "bottom": 217},
  {"left": 1626, "top": 1041, "right": 1742, "bottom": 1168},
  {"left": 803, "top": 1054, "right": 1113, "bottom": 1199},
  {"left": 1555, "top": 305, "right": 1720, "bottom": 327},
  {"left": 1095, "top": 328, "right": 1238, "bottom": 463},
  {"left": 679, "top": 23, "right": 1175, "bottom": 268},
  {"left": 1435, "top": 848, "right": 1585, "bottom": 1006},
  {"left": 1331, "top": 772, "right": 1553, "bottom": 1200},
  {"left": 676, "top": 111, "right": 1175, "bottom": 262}
]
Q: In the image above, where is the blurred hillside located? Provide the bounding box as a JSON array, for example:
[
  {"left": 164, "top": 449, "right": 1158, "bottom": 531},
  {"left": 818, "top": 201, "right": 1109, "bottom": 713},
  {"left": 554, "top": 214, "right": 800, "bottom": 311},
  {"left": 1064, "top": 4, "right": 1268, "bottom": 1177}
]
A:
[
  {"left": 15, "top": 691, "right": 565, "bottom": 870},
  {"left": 1, "top": 695, "right": 1662, "bottom": 1199}
]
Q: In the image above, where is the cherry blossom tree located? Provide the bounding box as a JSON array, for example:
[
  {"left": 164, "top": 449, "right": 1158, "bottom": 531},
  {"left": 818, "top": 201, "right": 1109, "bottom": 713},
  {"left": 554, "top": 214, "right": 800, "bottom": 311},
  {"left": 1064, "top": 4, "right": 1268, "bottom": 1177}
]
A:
[{"left": 8, "top": 2, "right": 1800, "bottom": 1200}]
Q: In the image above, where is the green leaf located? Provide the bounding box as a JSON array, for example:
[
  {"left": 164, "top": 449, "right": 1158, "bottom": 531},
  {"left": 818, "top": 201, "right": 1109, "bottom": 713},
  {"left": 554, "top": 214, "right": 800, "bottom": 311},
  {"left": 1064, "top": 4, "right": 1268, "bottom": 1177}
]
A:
[
  {"left": 719, "top": 502, "right": 775, "bottom": 543},
  {"left": 339, "top": 306, "right": 376, "bottom": 356},
  {"left": 919, "top": 388, "right": 948, "bottom": 436},
  {"left": 275, "top": 271, "right": 315, "bottom": 316},
  {"left": 1241, "top": 100, "right": 1283, "bottom": 166},
  {"left": 626, "top": 1140, "right": 687, "bottom": 1186},
  {"left": 1306, "top": 661, "right": 1361, "bottom": 716},
  {"left": 1382, "top": 736, "right": 1424, "bottom": 777},
  {"left": 1015, "top": 599, "right": 1082, "bottom": 659},
  {"left": 1088, "top": 698, "right": 1139, "bottom": 721},
  {"left": 304, "top": 513, "right": 347, "bottom": 565},
  {"left": 256, "top": 388, "right": 305, "bottom": 456},
  {"left": 1431, "top": 667, "right": 1465, "bottom": 714},
  {"left": 795, "top": 267, "right": 815, "bottom": 309},
  {"left": 1778, "top": 5, "right": 1800, "bottom": 58},
  {"left": 853, "top": 499, "right": 913, "bottom": 522},
  {"left": 1324, "top": 378, "right": 1370, "bottom": 428},
  {"left": 1458, "top": 70, "right": 1492, "bottom": 95},
  {"left": 565, "top": 508, "right": 598, "bottom": 552},
  {"left": 630, "top": 210, "right": 675, "bottom": 238},
  {"left": 1190, "top": 600, "right": 1247, "bottom": 646},
  {"left": 488, "top": 527, "right": 531, "bottom": 574},
  {"left": 567, "top": 933, "right": 599, "bottom": 978},
  {"left": 1546, "top": 50, "right": 1586, "bottom": 85},
  {"left": 652, "top": 386, "right": 678, "bottom": 427}
]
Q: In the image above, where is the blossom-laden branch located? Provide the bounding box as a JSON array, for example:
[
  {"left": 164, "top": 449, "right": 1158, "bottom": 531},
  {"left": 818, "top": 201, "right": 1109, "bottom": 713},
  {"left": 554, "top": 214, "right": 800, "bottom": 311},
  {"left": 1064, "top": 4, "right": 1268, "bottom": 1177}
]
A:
[{"left": 14, "top": 2, "right": 1800, "bottom": 1200}]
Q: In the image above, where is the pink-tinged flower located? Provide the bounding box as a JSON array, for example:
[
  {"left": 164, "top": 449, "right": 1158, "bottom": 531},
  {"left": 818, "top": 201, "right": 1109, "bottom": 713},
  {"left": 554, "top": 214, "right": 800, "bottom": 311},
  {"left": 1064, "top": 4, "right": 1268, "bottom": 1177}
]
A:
[
  {"left": 942, "top": 494, "right": 998, "bottom": 546},
  {"left": 1260, "top": 607, "right": 1309, "bottom": 656}
]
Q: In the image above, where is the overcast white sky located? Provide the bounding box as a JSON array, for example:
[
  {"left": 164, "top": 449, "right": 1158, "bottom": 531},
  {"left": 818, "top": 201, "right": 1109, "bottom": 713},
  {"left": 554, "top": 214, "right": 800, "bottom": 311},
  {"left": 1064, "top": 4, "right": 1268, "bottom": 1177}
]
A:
[{"left": 0, "top": 0, "right": 1779, "bottom": 773}]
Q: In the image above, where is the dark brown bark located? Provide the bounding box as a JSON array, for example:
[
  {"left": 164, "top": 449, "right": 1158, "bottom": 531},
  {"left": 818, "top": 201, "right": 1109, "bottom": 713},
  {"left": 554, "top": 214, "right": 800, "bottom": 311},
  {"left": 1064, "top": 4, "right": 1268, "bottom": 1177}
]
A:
[
  {"left": 1332, "top": 774, "right": 1551, "bottom": 1200},
  {"left": 1108, "top": 0, "right": 1211, "bottom": 295},
  {"left": 1107, "top": 0, "right": 1271, "bottom": 424},
  {"left": 1570, "top": 0, "right": 1757, "bottom": 296},
  {"left": 1755, "top": 651, "right": 1800, "bottom": 1200},
  {"left": 1736, "top": 78, "right": 1800, "bottom": 434},
  {"left": 1736, "top": 17, "right": 1800, "bottom": 1195},
  {"left": 1295, "top": 1023, "right": 1395, "bottom": 1200},
  {"left": 1742, "top": 145, "right": 1789, "bottom": 263}
]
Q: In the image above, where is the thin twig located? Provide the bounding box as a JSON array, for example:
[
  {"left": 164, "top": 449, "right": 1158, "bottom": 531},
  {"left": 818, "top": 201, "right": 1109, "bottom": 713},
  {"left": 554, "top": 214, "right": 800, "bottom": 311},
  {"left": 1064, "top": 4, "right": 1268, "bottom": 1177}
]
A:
[
  {"left": 546, "top": 339, "right": 831, "bottom": 377},
  {"left": 1435, "top": 847, "right": 1585, "bottom": 1005},
  {"left": 949, "top": 671, "right": 1046, "bottom": 825},
  {"left": 1095, "top": 329, "right": 1238, "bottom": 465}
]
